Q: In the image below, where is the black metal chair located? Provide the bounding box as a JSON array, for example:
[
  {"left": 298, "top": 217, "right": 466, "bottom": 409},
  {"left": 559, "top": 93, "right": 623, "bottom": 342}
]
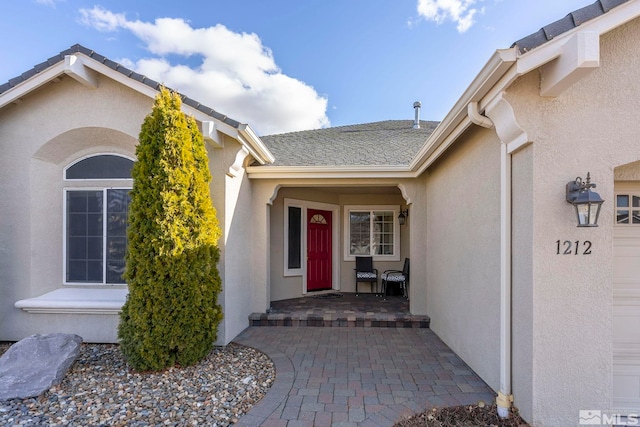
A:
[
  {"left": 354, "top": 256, "right": 378, "bottom": 295},
  {"left": 381, "top": 258, "right": 410, "bottom": 298}
]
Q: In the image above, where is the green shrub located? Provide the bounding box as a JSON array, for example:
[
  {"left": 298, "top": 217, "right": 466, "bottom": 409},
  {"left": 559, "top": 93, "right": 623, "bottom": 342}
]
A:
[{"left": 118, "top": 87, "right": 223, "bottom": 371}]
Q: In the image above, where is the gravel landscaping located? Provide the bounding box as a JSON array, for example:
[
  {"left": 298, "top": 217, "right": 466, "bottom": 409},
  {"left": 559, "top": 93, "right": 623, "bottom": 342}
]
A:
[{"left": 0, "top": 341, "right": 275, "bottom": 426}]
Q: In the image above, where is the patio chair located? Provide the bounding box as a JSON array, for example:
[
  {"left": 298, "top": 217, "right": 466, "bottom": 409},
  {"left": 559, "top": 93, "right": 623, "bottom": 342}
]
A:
[
  {"left": 381, "top": 258, "right": 409, "bottom": 298},
  {"left": 354, "top": 256, "right": 378, "bottom": 296}
]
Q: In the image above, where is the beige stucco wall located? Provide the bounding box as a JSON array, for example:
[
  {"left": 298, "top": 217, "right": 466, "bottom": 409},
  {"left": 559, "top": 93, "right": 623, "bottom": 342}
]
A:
[
  {"left": 0, "top": 75, "right": 146, "bottom": 342},
  {"left": 211, "top": 138, "right": 259, "bottom": 344},
  {"left": 0, "top": 72, "right": 249, "bottom": 344},
  {"left": 425, "top": 124, "right": 502, "bottom": 391},
  {"left": 501, "top": 16, "right": 640, "bottom": 425}
]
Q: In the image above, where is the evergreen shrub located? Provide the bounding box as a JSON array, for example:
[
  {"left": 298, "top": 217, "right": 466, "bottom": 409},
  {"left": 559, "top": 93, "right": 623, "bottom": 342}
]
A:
[{"left": 118, "top": 87, "right": 223, "bottom": 371}]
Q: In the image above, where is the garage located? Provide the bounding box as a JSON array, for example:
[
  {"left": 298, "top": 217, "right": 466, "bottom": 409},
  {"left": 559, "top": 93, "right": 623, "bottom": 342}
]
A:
[{"left": 613, "top": 181, "right": 640, "bottom": 410}]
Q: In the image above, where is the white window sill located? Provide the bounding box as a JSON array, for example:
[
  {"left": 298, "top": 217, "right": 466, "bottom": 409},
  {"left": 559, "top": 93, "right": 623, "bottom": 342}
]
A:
[{"left": 15, "top": 288, "right": 128, "bottom": 314}]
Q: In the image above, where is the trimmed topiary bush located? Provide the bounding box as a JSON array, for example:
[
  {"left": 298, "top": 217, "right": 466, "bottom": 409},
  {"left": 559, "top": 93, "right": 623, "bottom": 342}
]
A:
[{"left": 118, "top": 87, "right": 223, "bottom": 371}]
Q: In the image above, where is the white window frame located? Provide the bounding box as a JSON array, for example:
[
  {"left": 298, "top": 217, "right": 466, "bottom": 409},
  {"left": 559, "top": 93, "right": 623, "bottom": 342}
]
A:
[
  {"left": 284, "top": 199, "right": 304, "bottom": 276},
  {"left": 615, "top": 192, "right": 640, "bottom": 226},
  {"left": 63, "top": 154, "right": 134, "bottom": 286},
  {"left": 343, "top": 205, "right": 400, "bottom": 262},
  {"left": 63, "top": 187, "right": 132, "bottom": 286}
]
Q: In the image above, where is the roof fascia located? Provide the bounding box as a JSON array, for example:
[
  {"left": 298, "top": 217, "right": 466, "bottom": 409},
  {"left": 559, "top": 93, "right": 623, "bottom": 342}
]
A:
[
  {"left": 238, "top": 124, "right": 275, "bottom": 165},
  {"left": 78, "top": 54, "right": 274, "bottom": 164},
  {"left": 76, "top": 55, "right": 236, "bottom": 131},
  {"left": 0, "top": 62, "right": 67, "bottom": 109},
  {"left": 409, "top": 48, "right": 517, "bottom": 175},
  {"left": 246, "top": 165, "right": 415, "bottom": 179}
]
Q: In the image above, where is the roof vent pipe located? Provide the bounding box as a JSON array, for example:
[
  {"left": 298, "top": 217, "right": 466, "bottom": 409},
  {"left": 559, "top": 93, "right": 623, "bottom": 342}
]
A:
[{"left": 413, "top": 101, "right": 421, "bottom": 129}]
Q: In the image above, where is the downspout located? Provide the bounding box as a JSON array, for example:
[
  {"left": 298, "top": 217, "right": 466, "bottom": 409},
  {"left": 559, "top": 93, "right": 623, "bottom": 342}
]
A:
[
  {"left": 497, "top": 141, "right": 513, "bottom": 419},
  {"left": 468, "top": 101, "right": 513, "bottom": 419},
  {"left": 468, "top": 101, "right": 493, "bottom": 129}
]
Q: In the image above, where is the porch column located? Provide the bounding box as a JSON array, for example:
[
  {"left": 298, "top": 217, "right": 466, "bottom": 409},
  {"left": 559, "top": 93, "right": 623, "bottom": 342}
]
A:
[
  {"left": 251, "top": 181, "right": 281, "bottom": 312},
  {"left": 399, "top": 180, "right": 427, "bottom": 315}
]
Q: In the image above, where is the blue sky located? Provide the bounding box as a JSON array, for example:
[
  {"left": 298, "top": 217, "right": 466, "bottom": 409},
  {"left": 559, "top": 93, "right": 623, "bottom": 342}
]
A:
[{"left": 1, "top": 0, "right": 594, "bottom": 135}]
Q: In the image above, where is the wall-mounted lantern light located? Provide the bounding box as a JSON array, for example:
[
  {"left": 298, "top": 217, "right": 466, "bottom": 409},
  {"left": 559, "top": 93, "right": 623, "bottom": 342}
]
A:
[
  {"left": 566, "top": 172, "right": 605, "bottom": 227},
  {"left": 398, "top": 208, "right": 409, "bottom": 226}
]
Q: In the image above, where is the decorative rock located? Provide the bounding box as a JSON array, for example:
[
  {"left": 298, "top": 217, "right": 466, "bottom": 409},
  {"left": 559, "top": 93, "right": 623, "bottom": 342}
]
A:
[
  {"left": 0, "top": 341, "right": 275, "bottom": 425},
  {"left": 0, "top": 334, "right": 82, "bottom": 401}
]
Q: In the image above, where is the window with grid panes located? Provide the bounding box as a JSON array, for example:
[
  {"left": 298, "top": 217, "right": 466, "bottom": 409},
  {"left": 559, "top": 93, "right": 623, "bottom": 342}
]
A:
[
  {"left": 616, "top": 194, "right": 640, "bottom": 225},
  {"left": 64, "top": 155, "right": 133, "bottom": 284},
  {"left": 346, "top": 208, "right": 398, "bottom": 258}
]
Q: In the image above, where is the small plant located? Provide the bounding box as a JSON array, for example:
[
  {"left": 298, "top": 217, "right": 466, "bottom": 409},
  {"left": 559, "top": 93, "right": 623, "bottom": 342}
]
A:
[{"left": 118, "top": 87, "right": 223, "bottom": 371}]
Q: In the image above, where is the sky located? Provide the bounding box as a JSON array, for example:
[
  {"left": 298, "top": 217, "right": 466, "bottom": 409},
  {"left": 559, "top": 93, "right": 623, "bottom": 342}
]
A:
[{"left": 1, "top": 0, "right": 595, "bottom": 135}]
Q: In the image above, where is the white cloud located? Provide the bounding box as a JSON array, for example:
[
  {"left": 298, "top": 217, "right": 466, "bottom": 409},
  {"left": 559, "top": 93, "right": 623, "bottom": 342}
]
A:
[
  {"left": 79, "top": 7, "right": 127, "bottom": 32},
  {"left": 416, "top": 0, "right": 483, "bottom": 33},
  {"left": 79, "top": 6, "right": 329, "bottom": 135}
]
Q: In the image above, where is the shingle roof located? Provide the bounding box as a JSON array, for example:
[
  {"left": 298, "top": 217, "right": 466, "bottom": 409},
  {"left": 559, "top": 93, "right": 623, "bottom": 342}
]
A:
[
  {"left": 512, "top": 0, "right": 631, "bottom": 54},
  {"left": 260, "top": 120, "right": 439, "bottom": 167},
  {"left": 0, "top": 44, "right": 242, "bottom": 129}
]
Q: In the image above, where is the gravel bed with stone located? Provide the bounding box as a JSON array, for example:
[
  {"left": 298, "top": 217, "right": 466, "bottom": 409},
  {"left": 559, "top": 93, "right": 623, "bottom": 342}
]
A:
[{"left": 0, "top": 341, "right": 275, "bottom": 426}]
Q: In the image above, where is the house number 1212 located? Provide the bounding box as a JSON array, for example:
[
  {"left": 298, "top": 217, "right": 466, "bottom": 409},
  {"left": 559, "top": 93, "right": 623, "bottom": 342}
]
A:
[{"left": 556, "top": 240, "right": 592, "bottom": 255}]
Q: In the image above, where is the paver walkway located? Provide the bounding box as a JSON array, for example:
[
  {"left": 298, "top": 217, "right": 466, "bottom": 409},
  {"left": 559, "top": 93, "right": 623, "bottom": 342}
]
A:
[{"left": 234, "top": 327, "right": 495, "bottom": 427}]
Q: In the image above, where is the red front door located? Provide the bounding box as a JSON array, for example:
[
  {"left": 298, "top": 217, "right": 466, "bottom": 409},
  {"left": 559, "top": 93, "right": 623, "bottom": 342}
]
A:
[{"left": 307, "top": 209, "right": 332, "bottom": 291}]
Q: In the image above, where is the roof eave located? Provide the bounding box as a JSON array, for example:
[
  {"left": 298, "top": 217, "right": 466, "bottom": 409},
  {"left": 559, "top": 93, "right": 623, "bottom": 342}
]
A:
[
  {"left": 409, "top": 48, "right": 517, "bottom": 174},
  {"left": 0, "top": 61, "right": 68, "bottom": 110},
  {"left": 246, "top": 165, "right": 416, "bottom": 179},
  {"left": 238, "top": 124, "right": 275, "bottom": 165}
]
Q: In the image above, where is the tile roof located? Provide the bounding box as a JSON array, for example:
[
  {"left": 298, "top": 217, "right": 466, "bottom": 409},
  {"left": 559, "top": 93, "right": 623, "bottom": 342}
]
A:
[
  {"left": 512, "top": 0, "right": 631, "bottom": 54},
  {"left": 260, "top": 120, "right": 439, "bottom": 167},
  {"left": 0, "top": 44, "right": 242, "bottom": 129}
]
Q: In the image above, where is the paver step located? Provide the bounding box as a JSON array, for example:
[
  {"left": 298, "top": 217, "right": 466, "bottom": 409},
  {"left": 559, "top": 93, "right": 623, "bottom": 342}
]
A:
[
  {"left": 248, "top": 313, "right": 430, "bottom": 328},
  {"left": 249, "top": 292, "right": 429, "bottom": 328}
]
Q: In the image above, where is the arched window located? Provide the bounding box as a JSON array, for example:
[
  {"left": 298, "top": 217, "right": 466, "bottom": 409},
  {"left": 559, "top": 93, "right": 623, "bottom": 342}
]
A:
[
  {"left": 65, "top": 155, "right": 133, "bottom": 180},
  {"left": 64, "top": 155, "right": 133, "bottom": 284}
]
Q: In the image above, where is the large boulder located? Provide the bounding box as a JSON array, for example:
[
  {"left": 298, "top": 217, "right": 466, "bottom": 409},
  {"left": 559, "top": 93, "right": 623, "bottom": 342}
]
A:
[{"left": 0, "top": 333, "right": 82, "bottom": 401}]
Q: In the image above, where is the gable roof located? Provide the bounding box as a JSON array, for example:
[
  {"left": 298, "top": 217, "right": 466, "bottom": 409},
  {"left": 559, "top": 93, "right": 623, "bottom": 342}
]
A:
[
  {"left": 0, "top": 44, "right": 242, "bottom": 129},
  {"left": 261, "top": 120, "right": 439, "bottom": 167},
  {"left": 3, "top": 0, "right": 638, "bottom": 177},
  {"left": 513, "top": 0, "right": 631, "bottom": 54},
  {"left": 0, "top": 44, "right": 274, "bottom": 165}
]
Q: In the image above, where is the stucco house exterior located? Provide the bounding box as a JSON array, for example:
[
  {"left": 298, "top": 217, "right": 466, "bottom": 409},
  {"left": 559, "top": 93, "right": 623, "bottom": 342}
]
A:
[{"left": 1, "top": 0, "right": 640, "bottom": 424}]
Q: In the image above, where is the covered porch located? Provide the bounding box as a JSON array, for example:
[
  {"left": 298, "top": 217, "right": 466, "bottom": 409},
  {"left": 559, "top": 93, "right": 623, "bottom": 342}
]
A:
[{"left": 255, "top": 181, "right": 426, "bottom": 308}]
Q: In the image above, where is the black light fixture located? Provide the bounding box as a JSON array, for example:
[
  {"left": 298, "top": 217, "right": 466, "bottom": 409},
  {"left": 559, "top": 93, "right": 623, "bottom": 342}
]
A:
[
  {"left": 398, "top": 208, "right": 409, "bottom": 226},
  {"left": 566, "top": 172, "right": 605, "bottom": 227}
]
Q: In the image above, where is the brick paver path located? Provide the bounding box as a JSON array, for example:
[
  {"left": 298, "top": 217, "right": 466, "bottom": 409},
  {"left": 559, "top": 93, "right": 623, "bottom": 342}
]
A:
[
  {"left": 249, "top": 294, "right": 430, "bottom": 329},
  {"left": 234, "top": 327, "right": 495, "bottom": 426}
]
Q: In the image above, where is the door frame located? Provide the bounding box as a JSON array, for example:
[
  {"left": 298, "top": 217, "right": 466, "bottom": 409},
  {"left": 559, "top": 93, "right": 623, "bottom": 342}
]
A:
[{"left": 284, "top": 198, "right": 340, "bottom": 295}]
